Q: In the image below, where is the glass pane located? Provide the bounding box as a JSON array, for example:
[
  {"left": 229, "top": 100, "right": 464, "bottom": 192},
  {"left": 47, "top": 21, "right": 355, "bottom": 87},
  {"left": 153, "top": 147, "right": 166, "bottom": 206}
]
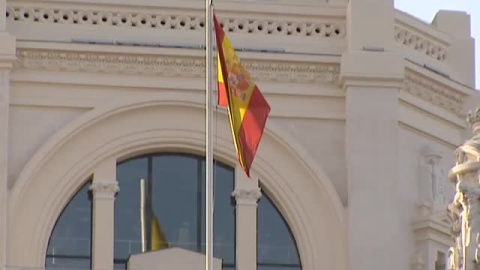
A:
[
  {"left": 258, "top": 266, "right": 302, "bottom": 270},
  {"left": 199, "top": 161, "right": 236, "bottom": 265},
  {"left": 114, "top": 261, "right": 127, "bottom": 270},
  {"left": 113, "top": 154, "right": 236, "bottom": 269},
  {"left": 115, "top": 157, "right": 148, "bottom": 262},
  {"left": 45, "top": 257, "right": 91, "bottom": 270},
  {"left": 152, "top": 155, "right": 199, "bottom": 252},
  {"left": 212, "top": 163, "right": 235, "bottom": 265},
  {"left": 46, "top": 181, "right": 92, "bottom": 269},
  {"left": 258, "top": 193, "right": 301, "bottom": 267}
]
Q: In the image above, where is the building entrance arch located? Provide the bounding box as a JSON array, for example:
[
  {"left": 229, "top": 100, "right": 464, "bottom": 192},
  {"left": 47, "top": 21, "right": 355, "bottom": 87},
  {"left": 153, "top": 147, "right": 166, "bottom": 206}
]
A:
[{"left": 8, "top": 95, "right": 346, "bottom": 270}]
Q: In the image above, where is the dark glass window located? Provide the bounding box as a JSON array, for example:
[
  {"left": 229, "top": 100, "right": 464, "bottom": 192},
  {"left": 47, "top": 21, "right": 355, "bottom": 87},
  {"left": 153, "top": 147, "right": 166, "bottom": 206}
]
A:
[
  {"left": 46, "top": 181, "right": 92, "bottom": 270},
  {"left": 114, "top": 154, "right": 235, "bottom": 269},
  {"left": 45, "top": 153, "right": 301, "bottom": 270},
  {"left": 258, "top": 192, "right": 301, "bottom": 269}
]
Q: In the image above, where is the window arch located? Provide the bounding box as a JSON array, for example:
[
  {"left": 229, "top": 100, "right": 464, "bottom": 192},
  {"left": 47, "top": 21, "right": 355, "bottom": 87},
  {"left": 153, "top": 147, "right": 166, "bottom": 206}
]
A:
[{"left": 45, "top": 153, "right": 301, "bottom": 269}]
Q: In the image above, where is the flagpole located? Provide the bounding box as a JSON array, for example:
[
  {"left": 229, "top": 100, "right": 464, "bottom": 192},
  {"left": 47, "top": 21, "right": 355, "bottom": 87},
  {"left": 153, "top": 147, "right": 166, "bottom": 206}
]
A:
[
  {"left": 140, "top": 179, "right": 147, "bottom": 253},
  {"left": 205, "top": 0, "right": 214, "bottom": 269}
]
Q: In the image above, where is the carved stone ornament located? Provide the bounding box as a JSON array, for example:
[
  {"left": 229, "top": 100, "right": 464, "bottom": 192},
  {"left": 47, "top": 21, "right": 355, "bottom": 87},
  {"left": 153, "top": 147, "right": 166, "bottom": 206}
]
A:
[
  {"left": 467, "top": 108, "right": 480, "bottom": 131},
  {"left": 403, "top": 71, "right": 466, "bottom": 117},
  {"left": 422, "top": 147, "right": 446, "bottom": 210},
  {"left": 232, "top": 187, "right": 261, "bottom": 206},
  {"left": 89, "top": 181, "right": 120, "bottom": 200},
  {"left": 395, "top": 25, "right": 447, "bottom": 62},
  {"left": 14, "top": 49, "right": 341, "bottom": 84},
  {"left": 447, "top": 108, "right": 480, "bottom": 270},
  {"left": 6, "top": 5, "right": 346, "bottom": 39}
]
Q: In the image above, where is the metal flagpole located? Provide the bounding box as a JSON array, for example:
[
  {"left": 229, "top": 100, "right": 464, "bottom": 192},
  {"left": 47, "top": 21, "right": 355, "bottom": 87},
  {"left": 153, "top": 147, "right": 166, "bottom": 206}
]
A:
[
  {"left": 205, "top": 0, "right": 214, "bottom": 269},
  {"left": 140, "top": 179, "right": 147, "bottom": 253}
]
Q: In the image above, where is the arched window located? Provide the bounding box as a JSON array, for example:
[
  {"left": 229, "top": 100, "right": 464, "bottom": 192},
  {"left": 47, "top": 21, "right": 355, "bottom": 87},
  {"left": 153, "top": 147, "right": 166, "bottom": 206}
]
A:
[{"left": 45, "top": 153, "right": 301, "bottom": 270}]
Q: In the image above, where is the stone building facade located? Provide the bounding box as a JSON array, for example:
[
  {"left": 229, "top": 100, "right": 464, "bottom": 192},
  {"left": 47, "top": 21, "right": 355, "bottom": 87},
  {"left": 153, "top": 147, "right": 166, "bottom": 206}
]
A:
[{"left": 0, "top": 0, "right": 477, "bottom": 269}]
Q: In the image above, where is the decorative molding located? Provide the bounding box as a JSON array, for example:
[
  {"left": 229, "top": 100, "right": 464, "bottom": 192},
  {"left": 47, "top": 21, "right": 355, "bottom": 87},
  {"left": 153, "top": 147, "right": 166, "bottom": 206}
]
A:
[
  {"left": 420, "top": 146, "right": 446, "bottom": 211},
  {"left": 89, "top": 181, "right": 119, "bottom": 199},
  {"left": 403, "top": 71, "right": 466, "bottom": 117},
  {"left": 232, "top": 187, "right": 261, "bottom": 205},
  {"left": 14, "top": 48, "right": 341, "bottom": 84},
  {"left": 411, "top": 209, "right": 451, "bottom": 270},
  {"left": 6, "top": 5, "right": 346, "bottom": 38},
  {"left": 395, "top": 25, "right": 447, "bottom": 62}
]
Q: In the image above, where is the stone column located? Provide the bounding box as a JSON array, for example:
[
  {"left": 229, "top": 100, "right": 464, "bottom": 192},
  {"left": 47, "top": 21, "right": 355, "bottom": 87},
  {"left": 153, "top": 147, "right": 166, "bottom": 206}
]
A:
[
  {"left": 447, "top": 109, "right": 480, "bottom": 270},
  {"left": 232, "top": 166, "right": 260, "bottom": 270},
  {"left": 90, "top": 159, "right": 119, "bottom": 270},
  {"left": 342, "top": 1, "right": 406, "bottom": 270}
]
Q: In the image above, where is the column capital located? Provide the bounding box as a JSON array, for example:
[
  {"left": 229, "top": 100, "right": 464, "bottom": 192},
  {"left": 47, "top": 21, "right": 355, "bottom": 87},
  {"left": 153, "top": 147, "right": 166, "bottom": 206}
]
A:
[
  {"left": 232, "top": 187, "right": 261, "bottom": 206},
  {"left": 90, "top": 181, "right": 119, "bottom": 200}
]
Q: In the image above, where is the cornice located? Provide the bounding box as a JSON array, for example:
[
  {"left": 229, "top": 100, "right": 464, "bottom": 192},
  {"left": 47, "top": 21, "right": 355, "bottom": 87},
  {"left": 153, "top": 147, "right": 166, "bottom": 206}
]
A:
[
  {"left": 14, "top": 48, "right": 341, "bottom": 84},
  {"left": 412, "top": 209, "right": 452, "bottom": 244},
  {"left": 13, "top": 47, "right": 469, "bottom": 121}
]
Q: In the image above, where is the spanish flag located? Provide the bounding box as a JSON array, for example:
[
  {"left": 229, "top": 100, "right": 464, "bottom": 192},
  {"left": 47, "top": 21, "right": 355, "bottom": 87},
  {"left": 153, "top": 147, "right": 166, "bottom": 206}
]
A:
[{"left": 214, "top": 14, "right": 270, "bottom": 177}]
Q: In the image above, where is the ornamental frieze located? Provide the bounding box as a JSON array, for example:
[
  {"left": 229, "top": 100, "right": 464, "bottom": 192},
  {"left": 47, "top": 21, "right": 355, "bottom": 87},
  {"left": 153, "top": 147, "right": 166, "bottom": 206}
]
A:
[
  {"left": 14, "top": 48, "right": 341, "bottom": 84},
  {"left": 403, "top": 70, "right": 466, "bottom": 117}
]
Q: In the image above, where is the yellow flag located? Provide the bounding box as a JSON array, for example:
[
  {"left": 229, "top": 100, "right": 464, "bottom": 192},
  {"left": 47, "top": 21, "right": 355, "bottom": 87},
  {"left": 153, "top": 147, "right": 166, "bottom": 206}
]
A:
[{"left": 151, "top": 214, "right": 168, "bottom": 250}]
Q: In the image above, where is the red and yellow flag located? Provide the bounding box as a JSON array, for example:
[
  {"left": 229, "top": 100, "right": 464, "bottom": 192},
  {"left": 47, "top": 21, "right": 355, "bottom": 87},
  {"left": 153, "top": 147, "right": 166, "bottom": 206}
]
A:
[{"left": 214, "top": 14, "right": 270, "bottom": 177}]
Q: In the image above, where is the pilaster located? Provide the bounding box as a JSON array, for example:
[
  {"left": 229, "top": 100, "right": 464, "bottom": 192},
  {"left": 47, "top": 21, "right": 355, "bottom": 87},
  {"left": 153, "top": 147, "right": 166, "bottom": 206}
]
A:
[
  {"left": 0, "top": 12, "right": 16, "bottom": 268},
  {"left": 342, "top": 1, "right": 406, "bottom": 269},
  {"left": 411, "top": 147, "right": 451, "bottom": 270},
  {"left": 90, "top": 159, "right": 119, "bottom": 270},
  {"left": 233, "top": 166, "right": 260, "bottom": 270}
]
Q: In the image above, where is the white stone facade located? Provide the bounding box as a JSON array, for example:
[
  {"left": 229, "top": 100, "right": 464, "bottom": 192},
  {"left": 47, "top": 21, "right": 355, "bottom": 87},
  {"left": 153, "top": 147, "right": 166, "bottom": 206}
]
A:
[{"left": 0, "top": 0, "right": 476, "bottom": 269}]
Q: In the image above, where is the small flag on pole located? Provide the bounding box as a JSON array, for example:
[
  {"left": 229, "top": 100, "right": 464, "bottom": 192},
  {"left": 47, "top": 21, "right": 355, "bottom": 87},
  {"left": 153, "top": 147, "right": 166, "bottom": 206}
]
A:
[
  {"left": 151, "top": 214, "right": 169, "bottom": 250},
  {"left": 214, "top": 13, "right": 271, "bottom": 177}
]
